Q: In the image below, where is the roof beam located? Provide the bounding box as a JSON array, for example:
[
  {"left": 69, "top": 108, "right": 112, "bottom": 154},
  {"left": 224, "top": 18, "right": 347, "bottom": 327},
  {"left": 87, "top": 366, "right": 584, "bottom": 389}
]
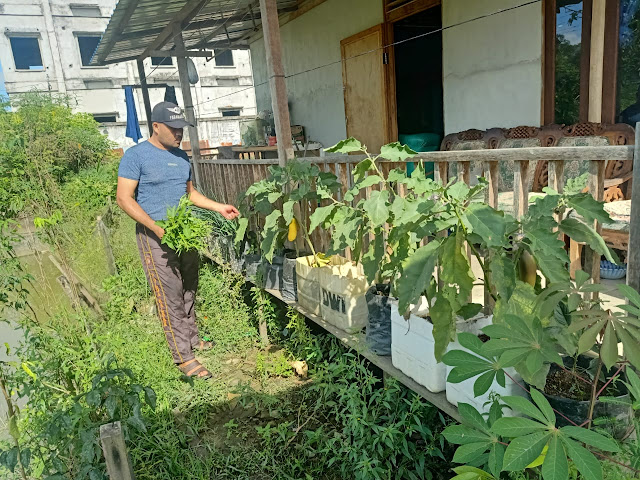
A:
[
  {"left": 149, "top": 49, "right": 213, "bottom": 57},
  {"left": 95, "top": 0, "right": 141, "bottom": 64},
  {"left": 190, "top": 6, "right": 255, "bottom": 49},
  {"left": 138, "top": 0, "right": 210, "bottom": 59}
]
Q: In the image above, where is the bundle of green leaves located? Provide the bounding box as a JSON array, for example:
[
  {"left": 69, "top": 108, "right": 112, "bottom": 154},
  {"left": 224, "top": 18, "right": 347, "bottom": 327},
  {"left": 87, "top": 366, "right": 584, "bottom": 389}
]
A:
[{"left": 156, "top": 196, "right": 211, "bottom": 254}]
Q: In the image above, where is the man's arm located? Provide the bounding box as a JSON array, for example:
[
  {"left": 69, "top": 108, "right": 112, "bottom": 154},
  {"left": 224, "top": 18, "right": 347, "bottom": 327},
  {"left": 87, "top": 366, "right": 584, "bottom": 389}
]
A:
[
  {"left": 116, "top": 177, "right": 166, "bottom": 238},
  {"left": 187, "top": 181, "right": 239, "bottom": 220}
]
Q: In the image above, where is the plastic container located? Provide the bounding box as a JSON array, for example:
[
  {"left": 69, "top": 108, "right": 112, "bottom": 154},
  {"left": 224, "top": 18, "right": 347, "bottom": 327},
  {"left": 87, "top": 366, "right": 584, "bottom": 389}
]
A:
[
  {"left": 600, "top": 260, "right": 626, "bottom": 280},
  {"left": 281, "top": 253, "right": 298, "bottom": 302},
  {"left": 245, "top": 254, "right": 262, "bottom": 281},
  {"left": 260, "top": 255, "right": 284, "bottom": 290},
  {"left": 390, "top": 297, "right": 446, "bottom": 392},
  {"left": 295, "top": 255, "right": 322, "bottom": 316},
  {"left": 445, "top": 315, "right": 528, "bottom": 414},
  {"left": 542, "top": 356, "right": 631, "bottom": 439},
  {"left": 365, "top": 284, "right": 393, "bottom": 356},
  {"left": 398, "top": 133, "right": 441, "bottom": 178},
  {"left": 318, "top": 255, "right": 368, "bottom": 333}
]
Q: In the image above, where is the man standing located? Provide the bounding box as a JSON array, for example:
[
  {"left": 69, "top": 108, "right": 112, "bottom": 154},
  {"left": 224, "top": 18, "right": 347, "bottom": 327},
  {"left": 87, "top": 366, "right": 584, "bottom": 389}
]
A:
[{"left": 116, "top": 102, "right": 239, "bottom": 379}]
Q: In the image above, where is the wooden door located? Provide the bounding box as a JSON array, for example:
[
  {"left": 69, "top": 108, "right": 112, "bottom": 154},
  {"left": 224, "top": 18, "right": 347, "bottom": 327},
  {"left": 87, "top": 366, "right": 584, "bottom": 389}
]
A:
[{"left": 341, "top": 25, "right": 391, "bottom": 154}]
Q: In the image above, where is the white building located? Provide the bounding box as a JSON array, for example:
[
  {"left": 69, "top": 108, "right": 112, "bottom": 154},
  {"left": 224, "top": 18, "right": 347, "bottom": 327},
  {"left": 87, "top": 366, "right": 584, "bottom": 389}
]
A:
[{"left": 0, "top": 0, "right": 258, "bottom": 148}]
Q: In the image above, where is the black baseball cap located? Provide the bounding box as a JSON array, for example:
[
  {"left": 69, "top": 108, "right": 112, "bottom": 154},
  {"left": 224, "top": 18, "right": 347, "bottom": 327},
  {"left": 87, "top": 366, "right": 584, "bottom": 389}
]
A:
[{"left": 151, "top": 102, "right": 194, "bottom": 128}]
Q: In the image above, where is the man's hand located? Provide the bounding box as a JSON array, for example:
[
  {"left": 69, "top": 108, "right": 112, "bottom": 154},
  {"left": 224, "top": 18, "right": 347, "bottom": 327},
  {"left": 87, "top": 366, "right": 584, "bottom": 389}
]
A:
[
  {"left": 219, "top": 204, "right": 240, "bottom": 220},
  {"left": 153, "top": 226, "right": 165, "bottom": 239}
]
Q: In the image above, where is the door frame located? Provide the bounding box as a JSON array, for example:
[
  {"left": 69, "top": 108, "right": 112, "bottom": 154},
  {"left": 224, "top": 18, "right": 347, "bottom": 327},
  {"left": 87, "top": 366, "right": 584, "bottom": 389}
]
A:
[{"left": 382, "top": 0, "right": 442, "bottom": 142}]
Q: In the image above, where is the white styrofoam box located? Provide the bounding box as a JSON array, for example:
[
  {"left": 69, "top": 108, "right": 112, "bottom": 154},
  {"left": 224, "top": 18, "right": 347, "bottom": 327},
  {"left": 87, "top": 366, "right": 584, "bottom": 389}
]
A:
[
  {"left": 446, "top": 315, "right": 528, "bottom": 414},
  {"left": 318, "top": 255, "right": 368, "bottom": 333},
  {"left": 390, "top": 298, "right": 447, "bottom": 393}
]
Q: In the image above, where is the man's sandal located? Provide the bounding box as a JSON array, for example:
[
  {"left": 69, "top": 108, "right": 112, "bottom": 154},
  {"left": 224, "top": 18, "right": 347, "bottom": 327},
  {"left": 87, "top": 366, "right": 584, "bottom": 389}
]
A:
[{"left": 178, "top": 359, "right": 212, "bottom": 379}]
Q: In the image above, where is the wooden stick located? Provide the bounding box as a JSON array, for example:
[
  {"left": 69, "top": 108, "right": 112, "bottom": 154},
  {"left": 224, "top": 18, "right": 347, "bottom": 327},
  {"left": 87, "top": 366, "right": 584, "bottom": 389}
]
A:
[{"left": 100, "top": 422, "right": 136, "bottom": 480}]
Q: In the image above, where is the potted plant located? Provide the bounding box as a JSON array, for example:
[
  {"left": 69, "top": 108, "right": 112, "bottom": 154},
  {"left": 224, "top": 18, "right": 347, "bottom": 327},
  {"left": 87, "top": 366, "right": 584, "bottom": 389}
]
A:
[{"left": 240, "top": 159, "right": 341, "bottom": 300}]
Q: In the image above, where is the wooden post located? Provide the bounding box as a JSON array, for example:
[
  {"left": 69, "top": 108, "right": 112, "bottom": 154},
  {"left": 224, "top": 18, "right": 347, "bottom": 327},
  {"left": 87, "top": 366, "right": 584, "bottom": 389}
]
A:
[
  {"left": 96, "top": 216, "right": 117, "bottom": 276},
  {"left": 100, "top": 421, "right": 135, "bottom": 480},
  {"left": 627, "top": 124, "right": 640, "bottom": 292},
  {"left": 484, "top": 160, "right": 499, "bottom": 313},
  {"left": 259, "top": 0, "right": 294, "bottom": 166},
  {"left": 136, "top": 59, "right": 153, "bottom": 137},
  {"left": 173, "top": 25, "right": 203, "bottom": 187}
]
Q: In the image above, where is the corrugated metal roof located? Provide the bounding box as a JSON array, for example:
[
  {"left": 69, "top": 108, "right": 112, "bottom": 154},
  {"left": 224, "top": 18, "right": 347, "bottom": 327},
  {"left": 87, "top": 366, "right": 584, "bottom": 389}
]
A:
[{"left": 91, "top": 0, "right": 299, "bottom": 65}]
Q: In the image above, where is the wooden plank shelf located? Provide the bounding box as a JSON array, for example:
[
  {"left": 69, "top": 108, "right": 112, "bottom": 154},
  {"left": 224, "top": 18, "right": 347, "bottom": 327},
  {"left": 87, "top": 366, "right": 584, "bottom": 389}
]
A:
[{"left": 202, "top": 251, "right": 461, "bottom": 422}]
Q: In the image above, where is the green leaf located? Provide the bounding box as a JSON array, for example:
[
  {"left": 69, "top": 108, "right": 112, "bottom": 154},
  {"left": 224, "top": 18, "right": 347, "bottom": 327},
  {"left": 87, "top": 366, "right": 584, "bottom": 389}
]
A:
[
  {"left": 501, "top": 396, "right": 549, "bottom": 424},
  {"left": 431, "top": 295, "right": 456, "bottom": 361},
  {"left": 541, "top": 435, "right": 568, "bottom": 480},
  {"left": 453, "top": 442, "right": 491, "bottom": 464},
  {"left": 440, "top": 231, "right": 475, "bottom": 307},
  {"left": 144, "top": 387, "right": 157, "bottom": 410},
  {"left": 471, "top": 370, "right": 497, "bottom": 397},
  {"left": 560, "top": 426, "right": 619, "bottom": 452},
  {"left": 261, "top": 210, "right": 282, "bottom": 263},
  {"left": 489, "top": 254, "right": 516, "bottom": 300},
  {"left": 81, "top": 435, "right": 95, "bottom": 464},
  {"left": 491, "top": 417, "right": 547, "bottom": 437},
  {"left": 347, "top": 175, "right": 383, "bottom": 200},
  {"left": 560, "top": 218, "right": 616, "bottom": 263},
  {"left": 363, "top": 190, "right": 390, "bottom": 227},
  {"left": 534, "top": 252, "right": 570, "bottom": 284},
  {"left": 448, "top": 182, "right": 470, "bottom": 201},
  {"left": 283, "top": 200, "right": 295, "bottom": 224},
  {"left": 105, "top": 394, "right": 117, "bottom": 419},
  {"left": 309, "top": 205, "right": 337, "bottom": 232},
  {"left": 600, "top": 320, "right": 618, "bottom": 370},
  {"left": 352, "top": 159, "right": 374, "bottom": 183},
  {"left": 466, "top": 204, "right": 507, "bottom": 247},
  {"left": 4, "top": 446, "right": 18, "bottom": 473},
  {"left": 458, "top": 303, "right": 483, "bottom": 320},
  {"left": 8, "top": 415, "right": 19, "bottom": 440},
  {"left": 267, "top": 191, "right": 281, "bottom": 203},
  {"left": 379, "top": 142, "right": 418, "bottom": 162},
  {"left": 443, "top": 425, "right": 491, "bottom": 445},
  {"left": 326, "top": 137, "right": 363, "bottom": 153},
  {"left": 234, "top": 217, "right": 248, "bottom": 246},
  {"left": 458, "top": 403, "right": 491, "bottom": 433},
  {"left": 488, "top": 442, "right": 504, "bottom": 478},
  {"left": 126, "top": 415, "right": 147, "bottom": 432},
  {"left": 19, "top": 449, "right": 30, "bottom": 470},
  {"left": 561, "top": 437, "right": 602, "bottom": 480},
  {"left": 565, "top": 193, "right": 612, "bottom": 225},
  {"left": 502, "top": 431, "right": 550, "bottom": 471},
  {"left": 395, "top": 241, "right": 439, "bottom": 314},
  {"left": 530, "top": 388, "right": 556, "bottom": 425},
  {"left": 577, "top": 318, "right": 606, "bottom": 355},
  {"left": 617, "top": 326, "right": 640, "bottom": 370},
  {"left": 361, "top": 233, "right": 384, "bottom": 283}
]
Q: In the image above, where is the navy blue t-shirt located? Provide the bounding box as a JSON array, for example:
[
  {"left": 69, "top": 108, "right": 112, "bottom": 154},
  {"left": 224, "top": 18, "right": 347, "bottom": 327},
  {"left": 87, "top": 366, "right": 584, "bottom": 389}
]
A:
[{"left": 118, "top": 141, "right": 192, "bottom": 221}]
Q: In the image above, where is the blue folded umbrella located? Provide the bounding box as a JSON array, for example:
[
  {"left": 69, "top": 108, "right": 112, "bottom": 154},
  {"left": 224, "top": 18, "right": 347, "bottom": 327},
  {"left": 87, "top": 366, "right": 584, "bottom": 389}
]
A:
[{"left": 124, "top": 86, "right": 142, "bottom": 143}]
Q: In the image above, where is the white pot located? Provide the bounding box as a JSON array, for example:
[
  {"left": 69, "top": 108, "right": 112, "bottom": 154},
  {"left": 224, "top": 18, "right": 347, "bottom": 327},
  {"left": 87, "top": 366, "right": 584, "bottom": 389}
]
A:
[
  {"left": 390, "top": 298, "right": 447, "bottom": 393},
  {"left": 318, "top": 255, "right": 368, "bottom": 333},
  {"left": 445, "top": 315, "right": 527, "bottom": 415}
]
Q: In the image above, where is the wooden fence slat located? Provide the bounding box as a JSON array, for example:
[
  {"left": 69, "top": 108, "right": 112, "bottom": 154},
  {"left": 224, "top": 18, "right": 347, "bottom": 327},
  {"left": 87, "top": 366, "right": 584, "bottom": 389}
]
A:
[
  {"left": 584, "top": 159, "right": 605, "bottom": 292},
  {"left": 513, "top": 160, "right": 530, "bottom": 220},
  {"left": 457, "top": 160, "right": 470, "bottom": 185}
]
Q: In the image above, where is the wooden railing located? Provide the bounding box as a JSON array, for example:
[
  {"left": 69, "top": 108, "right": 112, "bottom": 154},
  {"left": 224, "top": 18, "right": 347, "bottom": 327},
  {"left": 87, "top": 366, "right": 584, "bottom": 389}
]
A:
[{"left": 194, "top": 145, "right": 639, "bottom": 293}]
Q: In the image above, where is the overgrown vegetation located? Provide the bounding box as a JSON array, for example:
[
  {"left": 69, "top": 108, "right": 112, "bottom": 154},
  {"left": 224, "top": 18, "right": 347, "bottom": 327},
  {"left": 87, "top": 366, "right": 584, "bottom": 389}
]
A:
[{"left": 0, "top": 94, "right": 458, "bottom": 479}]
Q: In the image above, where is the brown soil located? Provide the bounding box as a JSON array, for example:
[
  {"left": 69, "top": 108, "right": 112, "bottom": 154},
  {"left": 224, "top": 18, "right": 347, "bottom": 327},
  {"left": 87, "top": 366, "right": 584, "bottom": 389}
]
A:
[{"left": 543, "top": 367, "right": 620, "bottom": 401}]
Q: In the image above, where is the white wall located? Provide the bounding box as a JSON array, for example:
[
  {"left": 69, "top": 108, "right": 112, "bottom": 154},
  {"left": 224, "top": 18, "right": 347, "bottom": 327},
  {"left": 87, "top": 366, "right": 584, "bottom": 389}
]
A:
[
  {"left": 442, "top": 0, "right": 543, "bottom": 133},
  {"left": 250, "top": 0, "right": 383, "bottom": 147}
]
